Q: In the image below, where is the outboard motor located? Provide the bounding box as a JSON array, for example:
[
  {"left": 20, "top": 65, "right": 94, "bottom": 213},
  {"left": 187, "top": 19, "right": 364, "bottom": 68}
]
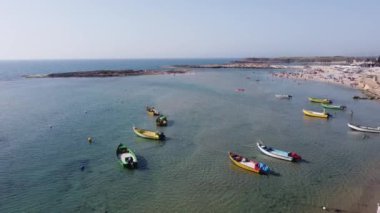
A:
[
  {"left": 289, "top": 152, "right": 302, "bottom": 161},
  {"left": 258, "top": 162, "right": 270, "bottom": 175},
  {"left": 125, "top": 157, "right": 134, "bottom": 168},
  {"left": 158, "top": 132, "right": 166, "bottom": 140}
]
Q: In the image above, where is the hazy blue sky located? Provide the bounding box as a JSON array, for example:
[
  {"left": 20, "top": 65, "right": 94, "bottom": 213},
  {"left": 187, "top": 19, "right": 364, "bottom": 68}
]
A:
[{"left": 0, "top": 0, "right": 379, "bottom": 59}]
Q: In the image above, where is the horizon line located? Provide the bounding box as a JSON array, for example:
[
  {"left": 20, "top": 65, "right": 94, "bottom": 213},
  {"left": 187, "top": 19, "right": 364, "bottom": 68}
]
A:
[{"left": 0, "top": 55, "right": 379, "bottom": 61}]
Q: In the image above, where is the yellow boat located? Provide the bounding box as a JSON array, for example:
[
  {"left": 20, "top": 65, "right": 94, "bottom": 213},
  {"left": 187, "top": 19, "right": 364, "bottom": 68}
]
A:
[
  {"left": 133, "top": 126, "right": 165, "bottom": 140},
  {"left": 303, "top": 109, "right": 329, "bottom": 118},
  {"left": 146, "top": 106, "right": 160, "bottom": 116},
  {"left": 308, "top": 97, "right": 332, "bottom": 104},
  {"left": 228, "top": 152, "right": 270, "bottom": 174}
]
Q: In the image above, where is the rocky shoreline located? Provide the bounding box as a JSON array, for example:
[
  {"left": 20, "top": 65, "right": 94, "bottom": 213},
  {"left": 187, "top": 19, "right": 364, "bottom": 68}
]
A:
[{"left": 24, "top": 69, "right": 188, "bottom": 78}]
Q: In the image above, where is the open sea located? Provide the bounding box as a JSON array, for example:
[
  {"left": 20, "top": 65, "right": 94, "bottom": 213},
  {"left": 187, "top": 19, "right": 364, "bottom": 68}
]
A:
[{"left": 0, "top": 59, "right": 379, "bottom": 212}]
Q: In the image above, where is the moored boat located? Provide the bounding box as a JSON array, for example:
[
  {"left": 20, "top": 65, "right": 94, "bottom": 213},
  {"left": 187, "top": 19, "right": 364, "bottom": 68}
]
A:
[
  {"left": 275, "top": 94, "right": 292, "bottom": 99},
  {"left": 156, "top": 115, "right": 168, "bottom": 126},
  {"left": 347, "top": 123, "right": 380, "bottom": 133},
  {"left": 228, "top": 152, "right": 270, "bottom": 175},
  {"left": 257, "top": 142, "right": 301, "bottom": 162},
  {"left": 116, "top": 143, "right": 138, "bottom": 169},
  {"left": 133, "top": 126, "right": 166, "bottom": 140},
  {"left": 308, "top": 97, "right": 332, "bottom": 104},
  {"left": 303, "top": 109, "right": 330, "bottom": 118},
  {"left": 146, "top": 106, "right": 160, "bottom": 116},
  {"left": 235, "top": 88, "right": 245, "bottom": 92},
  {"left": 321, "top": 103, "right": 346, "bottom": 110}
]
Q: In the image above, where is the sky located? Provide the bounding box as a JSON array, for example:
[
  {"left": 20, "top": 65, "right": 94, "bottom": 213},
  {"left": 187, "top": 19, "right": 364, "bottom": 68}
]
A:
[{"left": 0, "top": 0, "right": 379, "bottom": 59}]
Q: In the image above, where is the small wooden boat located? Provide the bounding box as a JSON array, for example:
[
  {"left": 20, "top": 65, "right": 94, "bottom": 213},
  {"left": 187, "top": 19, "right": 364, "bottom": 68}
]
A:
[
  {"left": 303, "top": 109, "right": 329, "bottom": 118},
  {"left": 308, "top": 97, "right": 332, "bottom": 104},
  {"left": 116, "top": 143, "right": 138, "bottom": 169},
  {"left": 156, "top": 115, "right": 168, "bottom": 126},
  {"left": 228, "top": 152, "right": 270, "bottom": 175},
  {"left": 353, "top": 96, "right": 370, "bottom": 100},
  {"left": 235, "top": 88, "right": 245, "bottom": 92},
  {"left": 275, "top": 94, "right": 292, "bottom": 99},
  {"left": 133, "top": 126, "right": 166, "bottom": 140},
  {"left": 146, "top": 106, "right": 160, "bottom": 116},
  {"left": 257, "top": 142, "right": 301, "bottom": 162},
  {"left": 321, "top": 103, "right": 346, "bottom": 110},
  {"left": 347, "top": 123, "right": 380, "bottom": 133}
]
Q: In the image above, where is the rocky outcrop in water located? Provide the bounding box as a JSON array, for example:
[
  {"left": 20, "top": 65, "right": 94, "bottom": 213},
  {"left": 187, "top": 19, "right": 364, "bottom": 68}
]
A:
[{"left": 25, "top": 69, "right": 188, "bottom": 78}]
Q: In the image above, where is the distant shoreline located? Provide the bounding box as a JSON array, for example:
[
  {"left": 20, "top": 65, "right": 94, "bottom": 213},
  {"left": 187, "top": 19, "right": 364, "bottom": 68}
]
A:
[
  {"left": 174, "top": 56, "right": 380, "bottom": 100},
  {"left": 172, "top": 56, "right": 380, "bottom": 69},
  {"left": 24, "top": 56, "right": 380, "bottom": 100}
]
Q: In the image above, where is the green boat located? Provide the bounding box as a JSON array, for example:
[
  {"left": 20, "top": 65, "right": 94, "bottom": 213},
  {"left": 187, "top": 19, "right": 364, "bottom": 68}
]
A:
[
  {"left": 308, "top": 97, "right": 332, "bottom": 104},
  {"left": 156, "top": 115, "right": 168, "bottom": 126},
  {"left": 116, "top": 143, "right": 138, "bottom": 169},
  {"left": 321, "top": 103, "right": 346, "bottom": 110}
]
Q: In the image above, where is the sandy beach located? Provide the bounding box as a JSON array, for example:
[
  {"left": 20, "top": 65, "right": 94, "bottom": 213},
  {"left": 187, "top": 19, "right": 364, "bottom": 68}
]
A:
[
  {"left": 174, "top": 57, "right": 380, "bottom": 100},
  {"left": 272, "top": 65, "right": 380, "bottom": 100}
]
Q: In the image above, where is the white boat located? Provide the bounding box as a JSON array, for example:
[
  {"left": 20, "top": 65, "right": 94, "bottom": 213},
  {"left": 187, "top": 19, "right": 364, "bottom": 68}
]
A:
[
  {"left": 256, "top": 141, "right": 301, "bottom": 162},
  {"left": 275, "top": 94, "right": 292, "bottom": 99},
  {"left": 347, "top": 123, "right": 380, "bottom": 133}
]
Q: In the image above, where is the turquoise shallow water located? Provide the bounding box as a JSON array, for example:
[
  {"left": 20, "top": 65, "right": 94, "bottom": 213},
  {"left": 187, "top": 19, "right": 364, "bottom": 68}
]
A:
[{"left": 0, "top": 61, "right": 379, "bottom": 212}]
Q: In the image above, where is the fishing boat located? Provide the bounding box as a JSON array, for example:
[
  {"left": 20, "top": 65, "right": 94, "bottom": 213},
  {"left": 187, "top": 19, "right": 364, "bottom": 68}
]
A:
[
  {"left": 235, "top": 88, "right": 245, "bottom": 92},
  {"left": 146, "top": 106, "right": 160, "bottom": 116},
  {"left": 275, "top": 94, "right": 292, "bottom": 99},
  {"left": 347, "top": 123, "right": 380, "bottom": 133},
  {"left": 156, "top": 115, "right": 168, "bottom": 126},
  {"left": 133, "top": 126, "right": 166, "bottom": 140},
  {"left": 321, "top": 103, "right": 346, "bottom": 110},
  {"left": 116, "top": 143, "right": 138, "bottom": 169},
  {"left": 228, "top": 152, "right": 270, "bottom": 175},
  {"left": 257, "top": 142, "right": 301, "bottom": 162},
  {"left": 303, "top": 109, "right": 330, "bottom": 118},
  {"left": 308, "top": 97, "right": 332, "bottom": 104}
]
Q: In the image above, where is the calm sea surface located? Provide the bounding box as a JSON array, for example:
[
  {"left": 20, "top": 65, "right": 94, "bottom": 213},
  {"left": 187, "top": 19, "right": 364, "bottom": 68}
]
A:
[{"left": 0, "top": 59, "right": 379, "bottom": 212}]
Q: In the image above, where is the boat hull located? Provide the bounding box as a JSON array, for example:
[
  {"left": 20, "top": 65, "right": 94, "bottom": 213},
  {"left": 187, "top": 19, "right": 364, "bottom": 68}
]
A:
[
  {"left": 321, "top": 103, "right": 345, "bottom": 110},
  {"left": 146, "top": 106, "right": 160, "bottom": 116},
  {"left": 257, "top": 143, "right": 293, "bottom": 161},
  {"left": 147, "top": 111, "right": 160, "bottom": 116},
  {"left": 275, "top": 94, "right": 292, "bottom": 99},
  {"left": 308, "top": 97, "right": 332, "bottom": 104},
  {"left": 347, "top": 123, "right": 380, "bottom": 133},
  {"left": 156, "top": 115, "right": 168, "bottom": 126},
  {"left": 133, "top": 126, "right": 165, "bottom": 140},
  {"left": 303, "top": 109, "right": 329, "bottom": 118},
  {"left": 228, "top": 152, "right": 269, "bottom": 174},
  {"left": 116, "top": 144, "right": 138, "bottom": 169}
]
